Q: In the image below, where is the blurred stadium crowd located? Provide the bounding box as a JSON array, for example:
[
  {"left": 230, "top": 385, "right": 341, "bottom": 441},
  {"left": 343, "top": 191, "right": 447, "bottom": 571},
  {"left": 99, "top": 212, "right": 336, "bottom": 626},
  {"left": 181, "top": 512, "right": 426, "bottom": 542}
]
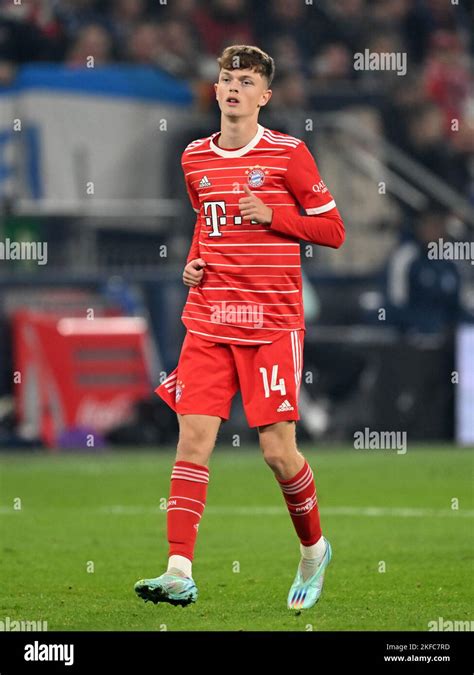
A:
[{"left": 0, "top": 0, "right": 472, "bottom": 197}]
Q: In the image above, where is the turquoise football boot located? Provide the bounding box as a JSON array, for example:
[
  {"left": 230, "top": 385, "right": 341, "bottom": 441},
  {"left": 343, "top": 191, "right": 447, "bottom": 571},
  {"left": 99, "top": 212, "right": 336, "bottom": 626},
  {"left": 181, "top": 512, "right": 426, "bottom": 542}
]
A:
[
  {"left": 287, "top": 537, "right": 332, "bottom": 610},
  {"left": 134, "top": 572, "right": 198, "bottom": 607}
]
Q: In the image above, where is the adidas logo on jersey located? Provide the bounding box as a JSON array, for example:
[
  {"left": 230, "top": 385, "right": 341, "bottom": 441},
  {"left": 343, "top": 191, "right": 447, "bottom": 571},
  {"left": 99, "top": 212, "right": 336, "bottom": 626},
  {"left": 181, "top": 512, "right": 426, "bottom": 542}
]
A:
[
  {"left": 199, "top": 175, "right": 212, "bottom": 188},
  {"left": 277, "top": 400, "right": 294, "bottom": 412}
]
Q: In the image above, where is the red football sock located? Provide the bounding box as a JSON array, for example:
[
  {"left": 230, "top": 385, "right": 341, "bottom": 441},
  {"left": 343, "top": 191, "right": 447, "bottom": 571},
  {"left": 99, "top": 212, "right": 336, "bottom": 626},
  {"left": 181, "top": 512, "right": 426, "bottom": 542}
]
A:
[
  {"left": 276, "top": 460, "right": 322, "bottom": 546},
  {"left": 167, "top": 460, "right": 209, "bottom": 561}
]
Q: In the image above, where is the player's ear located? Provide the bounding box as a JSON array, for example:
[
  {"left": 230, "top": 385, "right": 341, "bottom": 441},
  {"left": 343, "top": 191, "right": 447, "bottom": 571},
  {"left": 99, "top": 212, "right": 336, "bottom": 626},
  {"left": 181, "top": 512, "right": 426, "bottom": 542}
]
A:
[{"left": 260, "top": 89, "right": 272, "bottom": 108}]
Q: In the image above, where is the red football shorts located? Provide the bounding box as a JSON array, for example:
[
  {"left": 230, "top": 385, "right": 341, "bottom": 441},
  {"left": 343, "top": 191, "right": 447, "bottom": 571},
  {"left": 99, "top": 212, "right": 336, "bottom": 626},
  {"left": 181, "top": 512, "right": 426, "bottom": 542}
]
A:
[{"left": 155, "top": 329, "right": 305, "bottom": 428}]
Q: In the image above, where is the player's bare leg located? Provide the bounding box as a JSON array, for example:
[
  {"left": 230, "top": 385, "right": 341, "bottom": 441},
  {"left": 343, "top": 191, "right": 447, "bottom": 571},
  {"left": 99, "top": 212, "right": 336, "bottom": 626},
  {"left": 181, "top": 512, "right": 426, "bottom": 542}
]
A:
[
  {"left": 258, "top": 420, "right": 303, "bottom": 479},
  {"left": 175, "top": 413, "right": 221, "bottom": 466},
  {"left": 258, "top": 421, "right": 332, "bottom": 609},
  {"left": 134, "top": 414, "right": 221, "bottom": 606}
]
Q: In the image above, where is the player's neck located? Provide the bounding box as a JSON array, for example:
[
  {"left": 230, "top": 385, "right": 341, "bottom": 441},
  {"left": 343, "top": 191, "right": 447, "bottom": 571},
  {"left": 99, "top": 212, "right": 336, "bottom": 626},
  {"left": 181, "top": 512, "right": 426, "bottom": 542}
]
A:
[{"left": 218, "top": 117, "right": 260, "bottom": 149}]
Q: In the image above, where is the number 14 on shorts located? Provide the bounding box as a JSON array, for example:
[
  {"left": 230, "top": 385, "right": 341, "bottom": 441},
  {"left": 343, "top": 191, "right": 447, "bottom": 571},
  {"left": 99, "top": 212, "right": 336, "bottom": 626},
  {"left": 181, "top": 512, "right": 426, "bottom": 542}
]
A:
[{"left": 260, "top": 365, "right": 286, "bottom": 397}]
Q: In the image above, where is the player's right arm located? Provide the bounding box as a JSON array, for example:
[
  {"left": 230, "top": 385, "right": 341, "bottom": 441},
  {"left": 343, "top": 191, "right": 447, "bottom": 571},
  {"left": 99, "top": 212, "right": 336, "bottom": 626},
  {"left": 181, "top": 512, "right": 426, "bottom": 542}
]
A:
[
  {"left": 181, "top": 151, "right": 206, "bottom": 287},
  {"left": 183, "top": 254, "right": 206, "bottom": 287}
]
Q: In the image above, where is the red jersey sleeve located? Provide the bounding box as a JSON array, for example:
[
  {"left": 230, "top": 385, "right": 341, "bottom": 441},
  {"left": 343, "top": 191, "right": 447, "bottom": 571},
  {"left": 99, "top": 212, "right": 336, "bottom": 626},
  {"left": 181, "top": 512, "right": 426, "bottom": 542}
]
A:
[
  {"left": 186, "top": 217, "right": 200, "bottom": 264},
  {"left": 269, "top": 142, "right": 345, "bottom": 248},
  {"left": 181, "top": 152, "right": 201, "bottom": 264},
  {"left": 181, "top": 152, "right": 200, "bottom": 214}
]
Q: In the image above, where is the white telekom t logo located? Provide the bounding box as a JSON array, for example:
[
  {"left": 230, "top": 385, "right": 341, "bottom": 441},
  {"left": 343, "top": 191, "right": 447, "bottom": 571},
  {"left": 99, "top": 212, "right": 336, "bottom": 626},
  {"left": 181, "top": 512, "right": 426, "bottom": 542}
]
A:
[
  {"left": 203, "top": 200, "right": 244, "bottom": 237},
  {"left": 204, "top": 201, "right": 226, "bottom": 237}
]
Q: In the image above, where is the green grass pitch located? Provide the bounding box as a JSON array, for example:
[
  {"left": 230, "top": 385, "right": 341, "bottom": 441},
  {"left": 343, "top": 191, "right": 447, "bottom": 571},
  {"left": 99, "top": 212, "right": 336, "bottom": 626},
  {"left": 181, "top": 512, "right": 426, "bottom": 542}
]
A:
[{"left": 0, "top": 445, "right": 472, "bottom": 631}]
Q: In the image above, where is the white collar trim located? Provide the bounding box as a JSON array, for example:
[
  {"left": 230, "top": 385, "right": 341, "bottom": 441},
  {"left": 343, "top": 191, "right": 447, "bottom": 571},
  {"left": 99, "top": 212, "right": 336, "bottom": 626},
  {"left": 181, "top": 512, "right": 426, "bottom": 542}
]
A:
[{"left": 210, "top": 123, "right": 265, "bottom": 158}]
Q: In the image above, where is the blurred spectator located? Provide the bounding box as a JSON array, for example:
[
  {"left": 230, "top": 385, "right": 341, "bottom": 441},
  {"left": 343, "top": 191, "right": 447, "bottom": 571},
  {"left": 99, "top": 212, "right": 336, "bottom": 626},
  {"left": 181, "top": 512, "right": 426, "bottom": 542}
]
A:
[
  {"left": 0, "top": 0, "right": 48, "bottom": 80},
  {"left": 451, "top": 113, "right": 474, "bottom": 206},
  {"left": 422, "top": 0, "right": 468, "bottom": 37},
  {"left": 272, "top": 71, "right": 308, "bottom": 110},
  {"left": 53, "top": 0, "right": 104, "bottom": 40},
  {"left": 382, "top": 74, "right": 429, "bottom": 152},
  {"left": 262, "top": 0, "right": 314, "bottom": 61},
  {"left": 371, "top": 0, "right": 411, "bottom": 27},
  {"left": 424, "top": 30, "right": 471, "bottom": 137},
  {"left": 126, "top": 20, "right": 160, "bottom": 65},
  {"left": 193, "top": 0, "right": 255, "bottom": 56},
  {"left": 402, "top": 0, "right": 470, "bottom": 64},
  {"left": 324, "top": 0, "right": 370, "bottom": 54},
  {"left": 385, "top": 208, "right": 462, "bottom": 334},
  {"left": 1, "top": 0, "right": 63, "bottom": 40},
  {"left": 161, "top": 0, "right": 198, "bottom": 21},
  {"left": 406, "top": 101, "right": 470, "bottom": 193},
  {"left": 311, "top": 42, "right": 354, "bottom": 85},
  {"left": 266, "top": 35, "right": 305, "bottom": 77},
  {"left": 360, "top": 31, "right": 408, "bottom": 87},
  {"left": 264, "top": 71, "right": 311, "bottom": 138},
  {"left": 154, "top": 19, "right": 200, "bottom": 79},
  {"left": 65, "top": 23, "right": 113, "bottom": 67},
  {"left": 104, "top": 0, "right": 147, "bottom": 56}
]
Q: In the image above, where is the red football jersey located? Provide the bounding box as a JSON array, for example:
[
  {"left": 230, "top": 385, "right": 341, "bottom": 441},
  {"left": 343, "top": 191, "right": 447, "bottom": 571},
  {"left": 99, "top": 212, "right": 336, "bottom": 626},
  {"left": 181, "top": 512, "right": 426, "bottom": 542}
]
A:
[{"left": 180, "top": 123, "right": 345, "bottom": 345}]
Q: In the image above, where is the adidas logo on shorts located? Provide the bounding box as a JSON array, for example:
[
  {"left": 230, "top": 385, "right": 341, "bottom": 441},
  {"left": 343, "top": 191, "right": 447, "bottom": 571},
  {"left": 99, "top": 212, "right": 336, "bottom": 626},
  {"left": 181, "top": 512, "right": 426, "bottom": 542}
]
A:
[
  {"left": 199, "top": 175, "right": 212, "bottom": 188},
  {"left": 277, "top": 400, "right": 294, "bottom": 412}
]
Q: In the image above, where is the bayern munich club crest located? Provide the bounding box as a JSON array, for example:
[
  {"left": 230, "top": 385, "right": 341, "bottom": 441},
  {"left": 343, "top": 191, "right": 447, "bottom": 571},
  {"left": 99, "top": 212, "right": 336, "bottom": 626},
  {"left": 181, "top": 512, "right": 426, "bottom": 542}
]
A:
[
  {"left": 175, "top": 379, "right": 184, "bottom": 403},
  {"left": 246, "top": 166, "right": 268, "bottom": 188}
]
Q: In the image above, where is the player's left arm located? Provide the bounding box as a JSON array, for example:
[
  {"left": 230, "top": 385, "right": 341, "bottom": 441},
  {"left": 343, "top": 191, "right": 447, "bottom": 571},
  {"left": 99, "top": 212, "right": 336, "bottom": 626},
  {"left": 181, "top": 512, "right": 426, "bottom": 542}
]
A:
[{"left": 238, "top": 141, "right": 345, "bottom": 248}]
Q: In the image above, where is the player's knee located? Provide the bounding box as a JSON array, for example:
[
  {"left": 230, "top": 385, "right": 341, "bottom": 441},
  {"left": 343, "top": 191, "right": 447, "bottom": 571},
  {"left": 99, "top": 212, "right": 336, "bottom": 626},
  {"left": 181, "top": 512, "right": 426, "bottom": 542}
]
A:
[
  {"left": 262, "top": 449, "right": 297, "bottom": 476},
  {"left": 259, "top": 438, "right": 286, "bottom": 470},
  {"left": 259, "top": 427, "right": 300, "bottom": 472}
]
